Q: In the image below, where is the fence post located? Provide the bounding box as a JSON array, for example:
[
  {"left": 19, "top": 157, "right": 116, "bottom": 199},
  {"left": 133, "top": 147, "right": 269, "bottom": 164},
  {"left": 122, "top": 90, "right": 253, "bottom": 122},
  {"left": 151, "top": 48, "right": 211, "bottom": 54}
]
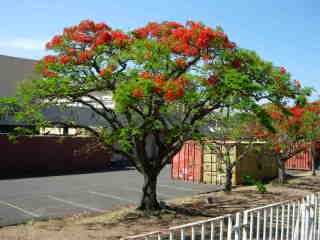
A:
[
  {"left": 293, "top": 200, "right": 302, "bottom": 240},
  {"left": 234, "top": 212, "right": 241, "bottom": 240},
  {"left": 227, "top": 215, "right": 233, "bottom": 240},
  {"left": 242, "top": 211, "right": 248, "bottom": 240},
  {"left": 301, "top": 199, "right": 307, "bottom": 240},
  {"left": 317, "top": 193, "right": 320, "bottom": 240},
  {"left": 169, "top": 230, "right": 173, "bottom": 240},
  {"left": 309, "top": 194, "right": 316, "bottom": 240},
  {"left": 306, "top": 195, "right": 312, "bottom": 240}
]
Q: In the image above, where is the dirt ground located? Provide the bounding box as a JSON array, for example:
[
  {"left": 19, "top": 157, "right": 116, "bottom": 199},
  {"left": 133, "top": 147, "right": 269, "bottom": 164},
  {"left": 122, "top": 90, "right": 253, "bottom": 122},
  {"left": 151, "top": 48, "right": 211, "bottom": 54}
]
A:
[{"left": 1, "top": 173, "right": 319, "bottom": 240}]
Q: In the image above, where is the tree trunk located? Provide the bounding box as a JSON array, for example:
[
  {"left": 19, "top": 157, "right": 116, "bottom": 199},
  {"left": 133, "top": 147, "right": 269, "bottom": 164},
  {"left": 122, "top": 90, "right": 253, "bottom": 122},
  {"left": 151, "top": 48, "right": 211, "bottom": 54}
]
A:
[
  {"left": 278, "top": 158, "right": 286, "bottom": 184},
  {"left": 138, "top": 172, "right": 160, "bottom": 211},
  {"left": 224, "top": 167, "right": 233, "bottom": 192},
  {"left": 311, "top": 142, "right": 317, "bottom": 176}
]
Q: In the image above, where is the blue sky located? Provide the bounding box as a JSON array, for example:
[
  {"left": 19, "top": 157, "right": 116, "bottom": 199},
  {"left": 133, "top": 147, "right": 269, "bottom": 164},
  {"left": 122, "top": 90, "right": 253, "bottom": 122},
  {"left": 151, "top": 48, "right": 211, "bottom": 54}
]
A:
[{"left": 0, "top": 0, "right": 319, "bottom": 97}]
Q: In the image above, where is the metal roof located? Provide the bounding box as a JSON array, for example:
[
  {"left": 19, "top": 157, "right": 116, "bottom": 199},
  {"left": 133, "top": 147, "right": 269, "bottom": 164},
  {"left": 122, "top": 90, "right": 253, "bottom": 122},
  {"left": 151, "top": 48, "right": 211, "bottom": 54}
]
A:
[{"left": 0, "top": 55, "right": 37, "bottom": 97}]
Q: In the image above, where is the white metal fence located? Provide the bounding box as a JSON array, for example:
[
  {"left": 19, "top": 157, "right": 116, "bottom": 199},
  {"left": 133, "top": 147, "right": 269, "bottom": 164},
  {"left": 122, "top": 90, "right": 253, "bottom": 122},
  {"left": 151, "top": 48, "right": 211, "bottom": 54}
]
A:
[{"left": 124, "top": 192, "right": 320, "bottom": 240}]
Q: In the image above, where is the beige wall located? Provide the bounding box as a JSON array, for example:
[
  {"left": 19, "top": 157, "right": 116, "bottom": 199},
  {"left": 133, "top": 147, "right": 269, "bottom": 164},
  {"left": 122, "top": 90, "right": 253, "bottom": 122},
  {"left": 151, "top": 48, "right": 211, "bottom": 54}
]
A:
[{"left": 202, "top": 142, "right": 278, "bottom": 185}]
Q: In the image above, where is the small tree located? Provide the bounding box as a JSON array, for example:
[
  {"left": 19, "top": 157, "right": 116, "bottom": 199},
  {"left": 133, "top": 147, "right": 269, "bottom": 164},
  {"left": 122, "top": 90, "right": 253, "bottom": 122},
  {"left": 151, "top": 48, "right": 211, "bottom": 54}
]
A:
[
  {"left": 294, "top": 101, "right": 320, "bottom": 176},
  {"left": 204, "top": 109, "right": 257, "bottom": 192},
  {"left": 254, "top": 101, "right": 317, "bottom": 184},
  {"left": 0, "top": 20, "right": 305, "bottom": 211}
]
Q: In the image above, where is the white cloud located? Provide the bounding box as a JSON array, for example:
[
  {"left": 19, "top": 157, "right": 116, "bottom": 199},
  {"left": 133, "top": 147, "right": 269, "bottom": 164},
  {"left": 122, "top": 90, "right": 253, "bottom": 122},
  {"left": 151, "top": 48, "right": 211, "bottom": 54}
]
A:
[{"left": 0, "top": 38, "right": 46, "bottom": 51}]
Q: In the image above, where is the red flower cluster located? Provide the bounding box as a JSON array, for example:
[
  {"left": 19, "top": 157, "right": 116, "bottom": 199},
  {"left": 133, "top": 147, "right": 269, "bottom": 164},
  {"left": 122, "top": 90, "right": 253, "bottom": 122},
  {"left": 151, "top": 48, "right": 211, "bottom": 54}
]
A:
[
  {"left": 46, "top": 35, "right": 63, "bottom": 49},
  {"left": 139, "top": 71, "right": 152, "bottom": 79},
  {"left": 77, "top": 50, "right": 93, "bottom": 64},
  {"left": 254, "top": 130, "right": 268, "bottom": 138},
  {"left": 60, "top": 55, "right": 71, "bottom": 65},
  {"left": 95, "top": 22, "right": 109, "bottom": 31},
  {"left": 134, "top": 21, "right": 182, "bottom": 39},
  {"left": 175, "top": 58, "right": 187, "bottom": 68},
  {"left": 270, "top": 111, "right": 283, "bottom": 120},
  {"left": 43, "top": 55, "right": 57, "bottom": 64},
  {"left": 72, "top": 32, "right": 93, "bottom": 43},
  {"left": 232, "top": 59, "right": 241, "bottom": 69},
  {"left": 163, "top": 77, "right": 187, "bottom": 101},
  {"left": 164, "top": 88, "right": 176, "bottom": 101},
  {"left": 306, "top": 102, "right": 320, "bottom": 114},
  {"left": 99, "top": 67, "right": 113, "bottom": 78},
  {"left": 176, "top": 88, "right": 184, "bottom": 97},
  {"left": 41, "top": 56, "right": 58, "bottom": 77},
  {"left": 274, "top": 76, "right": 280, "bottom": 81},
  {"left": 207, "top": 75, "right": 219, "bottom": 85},
  {"left": 111, "top": 31, "right": 130, "bottom": 47},
  {"left": 136, "top": 71, "right": 187, "bottom": 101},
  {"left": 42, "top": 68, "right": 57, "bottom": 78},
  {"left": 46, "top": 20, "right": 130, "bottom": 65},
  {"left": 196, "top": 27, "right": 234, "bottom": 49},
  {"left": 290, "top": 106, "right": 304, "bottom": 119},
  {"left": 133, "top": 21, "right": 235, "bottom": 58},
  {"left": 78, "top": 19, "right": 96, "bottom": 32},
  {"left": 279, "top": 67, "right": 286, "bottom": 75},
  {"left": 94, "top": 31, "right": 112, "bottom": 47},
  {"left": 132, "top": 89, "right": 144, "bottom": 98},
  {"left": 274, "top": 144, "right": 282, "bottom": 153}
]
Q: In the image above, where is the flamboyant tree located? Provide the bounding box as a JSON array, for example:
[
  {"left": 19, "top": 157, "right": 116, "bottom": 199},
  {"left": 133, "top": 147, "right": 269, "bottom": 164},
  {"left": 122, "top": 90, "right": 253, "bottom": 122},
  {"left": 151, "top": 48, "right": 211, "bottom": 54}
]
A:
[
  {"left": 293, "top": 101, "right": 320, "bottom": 175},
  {"left": 1, "top": 20, "right": 306, "bottom": 211},
  {"left": 253, "top": 101, "right": 318, "bottom": 184}
]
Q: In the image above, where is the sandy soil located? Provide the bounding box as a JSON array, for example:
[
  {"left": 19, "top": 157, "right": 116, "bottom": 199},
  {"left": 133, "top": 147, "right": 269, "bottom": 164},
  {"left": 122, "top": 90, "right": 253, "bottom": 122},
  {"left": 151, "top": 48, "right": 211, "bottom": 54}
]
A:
[{"left": 0, "top": 173, "right": 319, "bottom": 240}]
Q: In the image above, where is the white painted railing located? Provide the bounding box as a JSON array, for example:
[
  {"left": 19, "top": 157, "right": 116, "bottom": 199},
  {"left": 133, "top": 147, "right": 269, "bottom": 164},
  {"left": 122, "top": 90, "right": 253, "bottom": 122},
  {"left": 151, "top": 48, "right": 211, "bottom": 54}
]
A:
[{"left": 124, "top": 192, "right": 320, "bottom": 240}]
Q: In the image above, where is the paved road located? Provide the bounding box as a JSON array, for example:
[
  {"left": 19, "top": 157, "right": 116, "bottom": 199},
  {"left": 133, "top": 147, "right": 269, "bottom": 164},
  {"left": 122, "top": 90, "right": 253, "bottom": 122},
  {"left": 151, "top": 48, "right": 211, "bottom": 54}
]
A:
[{"left": 0, "top": 165, "right": 220, "bottom": 226}]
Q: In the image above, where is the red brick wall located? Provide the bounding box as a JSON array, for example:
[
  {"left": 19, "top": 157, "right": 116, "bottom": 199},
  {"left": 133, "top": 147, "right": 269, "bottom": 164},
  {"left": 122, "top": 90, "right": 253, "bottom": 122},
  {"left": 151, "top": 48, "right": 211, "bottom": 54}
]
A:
[{"left": 0, "top": 135, "right": 111, "bottom": 176}]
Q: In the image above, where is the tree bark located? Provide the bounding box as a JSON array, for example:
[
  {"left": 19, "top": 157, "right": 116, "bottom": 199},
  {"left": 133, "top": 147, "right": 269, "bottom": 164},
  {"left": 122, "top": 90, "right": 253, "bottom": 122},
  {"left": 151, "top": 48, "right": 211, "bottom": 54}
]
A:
[
  {"left": 311, "top": 142, "right": 317, "bottom": 176},
  {"left": 277, "top": 157, "right": 286, "bottom": 184},
  {"left": 224, "top": 166, "right": 233, "bottom": 192},
  {"left": 138, "top": 171, "right": 160, "bottom": 211}
]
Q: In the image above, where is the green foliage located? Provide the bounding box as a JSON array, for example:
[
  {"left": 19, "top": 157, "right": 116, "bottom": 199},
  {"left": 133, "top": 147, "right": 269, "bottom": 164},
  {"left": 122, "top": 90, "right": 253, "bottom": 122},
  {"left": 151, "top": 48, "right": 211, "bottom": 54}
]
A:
[
  {"left": 242, "top": 175, "right": 267, "bottom": 193},
  {"left": 255, "top": 180, "right": 268, "bottom": 194},
  {"left": 242, "top": 175, "right": 255, "bottom": 186}
]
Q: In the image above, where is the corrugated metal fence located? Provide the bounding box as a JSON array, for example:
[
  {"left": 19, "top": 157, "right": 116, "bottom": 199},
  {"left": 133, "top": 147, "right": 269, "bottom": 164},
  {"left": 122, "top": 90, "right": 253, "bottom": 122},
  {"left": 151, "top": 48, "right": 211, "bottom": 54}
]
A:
[
  {"left": 286, "top": 147, "right": 313, "bottom": 171},
  {"left": 171, "top": 141, "right": 203, "bottom": 183},
  {"left": 125, "top": 192, "right": 320, "bottom": 240},
  {"left": 0, "top": 135, "right": 111, "bottom": 177}
]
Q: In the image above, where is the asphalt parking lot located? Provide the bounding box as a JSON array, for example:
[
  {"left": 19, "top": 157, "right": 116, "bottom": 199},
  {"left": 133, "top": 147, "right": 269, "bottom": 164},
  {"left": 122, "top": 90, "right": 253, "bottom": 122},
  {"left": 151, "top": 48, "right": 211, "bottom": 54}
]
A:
[{"left": 0, "top": 165, "right": 221, "bottom": 226}]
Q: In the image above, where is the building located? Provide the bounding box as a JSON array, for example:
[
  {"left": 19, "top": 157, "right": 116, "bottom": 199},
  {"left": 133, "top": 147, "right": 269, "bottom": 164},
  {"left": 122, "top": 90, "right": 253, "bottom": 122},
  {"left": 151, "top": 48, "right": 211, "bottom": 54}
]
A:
[{"left": 0, "top": 55, "right": 113, "bottom": 135}]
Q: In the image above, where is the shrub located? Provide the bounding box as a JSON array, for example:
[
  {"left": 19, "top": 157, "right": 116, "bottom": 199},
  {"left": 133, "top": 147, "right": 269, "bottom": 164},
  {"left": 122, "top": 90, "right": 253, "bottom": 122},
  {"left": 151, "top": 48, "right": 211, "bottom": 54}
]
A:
[
  {"left": 242, "top": 175, "right": 255, "bottom": 185},
  {"left": 255, "top": 181, "right": 267, "bottom": 194}
]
